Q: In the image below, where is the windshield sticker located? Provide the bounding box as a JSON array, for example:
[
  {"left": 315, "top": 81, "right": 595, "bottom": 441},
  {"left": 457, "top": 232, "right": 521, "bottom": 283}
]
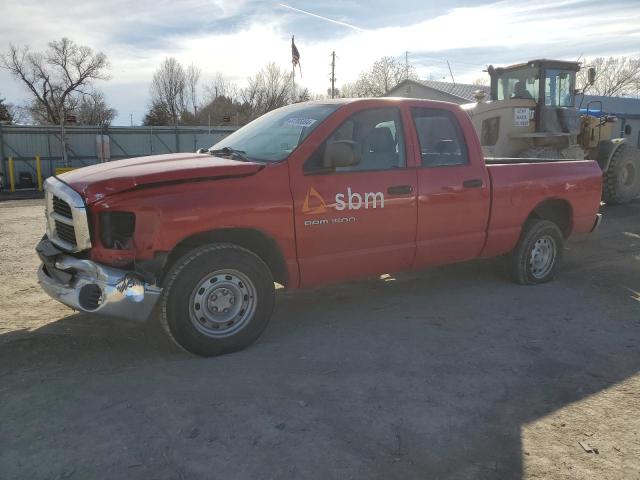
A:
[{"left": 285, "top": 117, "right": 317, "bottom": 128}]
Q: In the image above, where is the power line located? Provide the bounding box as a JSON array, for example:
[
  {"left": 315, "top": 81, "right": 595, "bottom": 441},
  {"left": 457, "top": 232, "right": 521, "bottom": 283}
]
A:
[{"left": 417, "top": 55, "right": 487, "bottom": 69}]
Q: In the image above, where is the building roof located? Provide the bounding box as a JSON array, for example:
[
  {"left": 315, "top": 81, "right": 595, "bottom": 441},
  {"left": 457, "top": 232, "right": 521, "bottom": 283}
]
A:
[
  {"left": 579, "top": 95, "right": 640, "bottom": 116},
  {"left": 492, "top": 59, "right": 580, "bottom": 73},
  {"left": 388, "top": 79, "right": 490, "bottom": 103}
]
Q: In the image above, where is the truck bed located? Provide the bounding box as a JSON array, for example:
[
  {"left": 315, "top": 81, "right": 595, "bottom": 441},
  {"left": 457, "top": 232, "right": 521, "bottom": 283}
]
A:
[{"left": 480, "top": 159, "right": 603, "bottom": 258}]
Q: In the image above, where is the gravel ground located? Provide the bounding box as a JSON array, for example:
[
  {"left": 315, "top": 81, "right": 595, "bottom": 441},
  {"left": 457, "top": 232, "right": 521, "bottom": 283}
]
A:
[{"left": 0, "top": 198, "right": 639, "bottom": 480}]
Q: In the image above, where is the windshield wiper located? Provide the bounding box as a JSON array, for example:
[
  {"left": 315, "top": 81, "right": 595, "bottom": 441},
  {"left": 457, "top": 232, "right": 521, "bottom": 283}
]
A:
[{"left": 209, "top": 147, "right": 251, "bottom": 162}]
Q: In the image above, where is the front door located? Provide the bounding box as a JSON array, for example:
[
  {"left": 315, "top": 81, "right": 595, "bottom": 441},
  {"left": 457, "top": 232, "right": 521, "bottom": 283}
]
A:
[{"left": 290, "top": 106, "right": 418, "bottom": 287}]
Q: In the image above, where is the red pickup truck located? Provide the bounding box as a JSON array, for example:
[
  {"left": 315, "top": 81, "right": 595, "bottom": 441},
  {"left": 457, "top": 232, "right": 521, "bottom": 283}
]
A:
[{"left": 37, "top": 98, "right": 602, "bottom": 356}]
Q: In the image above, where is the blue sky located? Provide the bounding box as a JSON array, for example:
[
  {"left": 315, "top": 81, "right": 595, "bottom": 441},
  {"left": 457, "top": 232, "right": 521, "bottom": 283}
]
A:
[{"left": 1, "top": 0, "right": 639, "bottom": 125}]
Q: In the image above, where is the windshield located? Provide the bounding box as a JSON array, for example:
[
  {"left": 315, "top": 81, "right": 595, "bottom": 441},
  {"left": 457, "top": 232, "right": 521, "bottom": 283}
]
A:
[
  {"left": 210, "top": 103, "right": 340, "bottom": 162},
  {"left": 496, "top": 67, "right": 540, "bottom": 102},
  {"left": 544, "top": 69, "right": 575, "bottom": 107}
]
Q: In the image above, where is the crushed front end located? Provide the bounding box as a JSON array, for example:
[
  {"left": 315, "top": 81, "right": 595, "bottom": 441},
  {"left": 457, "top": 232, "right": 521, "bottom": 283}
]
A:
[{"left": 36, "top": 177, "right": 161, "bottom": 321}]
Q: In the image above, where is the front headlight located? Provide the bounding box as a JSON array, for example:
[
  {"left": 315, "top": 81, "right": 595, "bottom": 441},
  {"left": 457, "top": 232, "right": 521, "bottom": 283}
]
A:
[{"left": 99, "top": 212, "right": 136, "bottom": 249}]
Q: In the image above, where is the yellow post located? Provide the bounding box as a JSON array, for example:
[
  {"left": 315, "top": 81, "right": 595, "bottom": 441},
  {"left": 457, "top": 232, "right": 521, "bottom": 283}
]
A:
[
  {"left": 36, "top": 155, "right": 43, "bottom": 191},
  {"left": 8, "top": 157, "right": 15, "bottom": 193}
]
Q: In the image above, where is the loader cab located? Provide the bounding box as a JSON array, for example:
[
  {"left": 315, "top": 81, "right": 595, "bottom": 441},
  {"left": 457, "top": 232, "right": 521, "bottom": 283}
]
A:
[{"left": 489, "top": 59, "right": 580, "bottom": 135}]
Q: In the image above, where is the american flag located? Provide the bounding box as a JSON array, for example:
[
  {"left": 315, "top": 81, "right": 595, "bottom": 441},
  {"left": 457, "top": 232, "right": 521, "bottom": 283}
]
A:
[{"left": 291, "top": 36, "right": 301, "bottom": 74}]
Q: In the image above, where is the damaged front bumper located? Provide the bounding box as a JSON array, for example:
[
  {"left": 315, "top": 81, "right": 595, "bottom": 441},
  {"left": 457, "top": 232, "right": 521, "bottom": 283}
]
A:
[{"left": 36, "top": 237, "right": 162, "bottom": 321}]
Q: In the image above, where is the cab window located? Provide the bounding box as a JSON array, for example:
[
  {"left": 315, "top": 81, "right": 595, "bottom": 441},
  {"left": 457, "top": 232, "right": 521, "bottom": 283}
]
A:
[
  {"left": 411, "top": 108, "right": 468, "bottom": 167},
  {"left": 544, "top": 69, "right": 575, "bottom": 107},
  {"left": 496, "top": 67, "right": 540, "bottom": 102},
  {"left": 304, "top": 107, "right": 406, "bottom": 174}
]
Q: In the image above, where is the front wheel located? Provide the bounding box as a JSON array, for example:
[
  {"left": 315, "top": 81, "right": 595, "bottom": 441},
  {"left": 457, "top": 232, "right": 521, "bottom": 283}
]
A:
[
  {"left": 508, "top": 219, "right": 564, "bottom": 284},
  {"left": 161, "top": 244, "right": 275, "bottom": 356},
  {"left": 603, "top": 143, "right": 640, "bottom": 205}
]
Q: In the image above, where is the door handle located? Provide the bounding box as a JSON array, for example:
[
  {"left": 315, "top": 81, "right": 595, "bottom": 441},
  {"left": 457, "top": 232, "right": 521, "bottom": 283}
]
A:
[
  {"left": 387, "top": 185, "right": 413, "bottom": 195},
  {"left": 462, "top": 179, "right": 483, "bottom": 188}
]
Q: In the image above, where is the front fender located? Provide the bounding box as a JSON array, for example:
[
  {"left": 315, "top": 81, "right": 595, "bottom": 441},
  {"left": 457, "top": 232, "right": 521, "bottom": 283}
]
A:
[{"left": 594, "top": 138, "right": 626, "bottom": 172}]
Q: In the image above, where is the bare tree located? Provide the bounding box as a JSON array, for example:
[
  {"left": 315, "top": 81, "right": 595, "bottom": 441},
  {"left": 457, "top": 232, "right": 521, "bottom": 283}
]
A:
[
  {"left": 295, "top": 88, "right": 311, "bottom": 103},
  {"left": 186, "top": 63, "right": 201, "bottom": 115},
  {"left": 150, "top": 57, "right": 187, "bottom": 124},
  {"left": 198, "top": 74, "right": 243, "bottom": 125},
  {"left": 75, "top": 91, "right": 116, "bottom": 126},
  {"left": 1, "top": 101, "right": 31, "bottom": 124},
  {"left": 342, "top": 56, "right": 419, "bottom": 98},
  {"left": 1, "top": 38, "right": 110, "bottom": 124},
  {"left": 472, "top": 77, "right": 489, "bottom": 86},
  {"left": 204, "top": 73, "right": 239, "bottom": 103},
  {"left": 143, "top": 101, "right": 172, "bottom": 126},
  {"left": 337, "top": 82, "right": 359, "bottom": 98},
  {"left": 577, "top": 56, "right": 640, "bottom": 97},
  {"left": 0, "top": 96, "right": 12, "bottom": 124},
  {"left": 241, "top": 63, "right": 293, "bottom": 118}
]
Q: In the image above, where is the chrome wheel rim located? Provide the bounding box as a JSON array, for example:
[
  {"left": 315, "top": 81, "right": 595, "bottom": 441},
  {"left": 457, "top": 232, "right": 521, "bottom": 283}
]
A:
[
  {"left": 189, "top": 269, "right": 257, "bottom": 338},
  {"left": 529, "top": 235, "right": 556, "bottom": 279}
]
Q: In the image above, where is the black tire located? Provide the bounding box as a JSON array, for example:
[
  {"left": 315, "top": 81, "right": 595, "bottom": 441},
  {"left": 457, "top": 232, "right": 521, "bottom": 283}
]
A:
[
  {"left": 603, "top": 144, "right": 640, "bottom": 205},
  {"left": 508, "top": 219, "right": 564, "bottom": 285},
  {"left": 161, "top": 244, "right": 275, "bottom": 357}
]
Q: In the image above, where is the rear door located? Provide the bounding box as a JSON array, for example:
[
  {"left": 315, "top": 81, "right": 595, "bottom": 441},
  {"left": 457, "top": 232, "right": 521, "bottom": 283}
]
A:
[
  {"left": 408, "top": 105, "right": 491, "bottom": 266},
  {"left": 290, "top": 105, "right": 418, "bottom": 286}
]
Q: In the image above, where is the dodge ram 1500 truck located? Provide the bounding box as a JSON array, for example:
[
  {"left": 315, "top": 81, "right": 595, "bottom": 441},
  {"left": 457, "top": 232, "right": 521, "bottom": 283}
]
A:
[{"left": 37, "top": 98, "right": 603, "bottom": 356}]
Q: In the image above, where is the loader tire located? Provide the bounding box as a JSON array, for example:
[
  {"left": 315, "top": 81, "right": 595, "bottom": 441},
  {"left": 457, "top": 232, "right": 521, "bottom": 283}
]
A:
[{"left": 603, "top": 143, "right": 640, "bottom": 205}]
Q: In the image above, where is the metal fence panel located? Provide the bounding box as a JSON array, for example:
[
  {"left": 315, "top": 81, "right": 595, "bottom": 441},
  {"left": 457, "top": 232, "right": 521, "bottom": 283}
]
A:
[{"left": 0, "top": 125, "right": 238, "bottom": 188}]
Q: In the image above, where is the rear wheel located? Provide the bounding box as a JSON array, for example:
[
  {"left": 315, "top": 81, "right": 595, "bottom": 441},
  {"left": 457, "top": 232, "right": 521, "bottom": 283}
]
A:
[
  {"left": 508, "top": 219, "right": 564, "bottom": 284},
  {"left": 603, "top": 143, "right": 640, "bottom": 205},
  {"left": 161, "top": 244, "right": 275, "bottom": 356}
]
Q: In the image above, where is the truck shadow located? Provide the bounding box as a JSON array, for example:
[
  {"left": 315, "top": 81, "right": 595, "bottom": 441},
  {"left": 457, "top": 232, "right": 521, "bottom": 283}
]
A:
[{"left": 1, "top": 219, "right": 639, "bottom": 479}]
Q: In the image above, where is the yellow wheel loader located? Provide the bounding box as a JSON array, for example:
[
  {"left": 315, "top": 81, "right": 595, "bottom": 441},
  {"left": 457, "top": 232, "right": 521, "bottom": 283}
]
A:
[{"left": 464, "top": 59, "right": 640, "bottom": 204}]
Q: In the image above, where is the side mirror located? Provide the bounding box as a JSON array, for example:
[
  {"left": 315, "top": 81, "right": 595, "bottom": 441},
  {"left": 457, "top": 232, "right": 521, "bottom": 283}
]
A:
[
  {"left": 196, "top": 148, "right": 208, "bottom": 154},
  {"left": 323, "top": 140, "right": 360, "bottom": 168},
  {"left": 587, "top": 67, "right": 596, "bottom": 85}
]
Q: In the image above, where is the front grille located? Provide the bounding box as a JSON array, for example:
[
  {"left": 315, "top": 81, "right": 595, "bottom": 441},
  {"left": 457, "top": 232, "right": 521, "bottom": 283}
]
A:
[
  {"left": 44, "top": 177, "right": 91, "bottom": 252},
  {"left": 52, "top": 195, "right": 73, "bottom": 218},
  {"left": 54, "top": 220, "right": 77, "bottom": 247}
]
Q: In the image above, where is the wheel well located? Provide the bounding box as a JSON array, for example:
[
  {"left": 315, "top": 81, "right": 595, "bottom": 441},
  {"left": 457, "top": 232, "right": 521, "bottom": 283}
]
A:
[
  {"left": 166, "top": 228, "right": 288, "bottom": 287},
  {"left": 594, "top": 139, "right": 625, "bottom": 172},
  {"left": 526, "top": 199, "right": 572, "bottom": 237}
]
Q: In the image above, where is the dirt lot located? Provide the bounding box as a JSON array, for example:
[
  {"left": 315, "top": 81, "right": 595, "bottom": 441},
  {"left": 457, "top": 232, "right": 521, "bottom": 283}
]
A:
[{"left": 1, "top": 198, "right": 639, "bottom": 480}]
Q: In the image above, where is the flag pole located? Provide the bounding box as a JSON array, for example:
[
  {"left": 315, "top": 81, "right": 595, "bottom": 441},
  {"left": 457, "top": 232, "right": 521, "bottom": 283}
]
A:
[{"left": 291, "top": 35, "right": 299, "bottom": 102}]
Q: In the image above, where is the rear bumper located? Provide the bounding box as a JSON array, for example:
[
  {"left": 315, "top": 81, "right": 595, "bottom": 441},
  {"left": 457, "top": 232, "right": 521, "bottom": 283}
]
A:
[
  {"left": 591, "top": 213, "right": 603, "bottom": 232},
  {"left": 36, "top": 237, "right": 162, "bottom": 321}
]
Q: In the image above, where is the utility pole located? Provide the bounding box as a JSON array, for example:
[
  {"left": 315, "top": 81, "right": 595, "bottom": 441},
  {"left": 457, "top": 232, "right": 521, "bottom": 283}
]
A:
[
  {"left": 59, "top": 104, "right": 68, "bottom": 167},
  {"left": 446, "top": 60, "right": 456, "bottom": 85},
  {"left": 330, "top": 51, "right": 336, "bottom": 99},
  {"left": 405, "top": 51, "right": 409, "bottom": 80},
  {"left": 130, "top": 113, "right": 133, "bottom": 127}
]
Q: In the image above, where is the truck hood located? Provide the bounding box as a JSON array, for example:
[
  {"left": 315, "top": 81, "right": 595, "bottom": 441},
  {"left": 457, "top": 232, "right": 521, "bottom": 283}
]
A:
[{"left": 57, "top": 153, "right": 265, "bottom": 204}]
